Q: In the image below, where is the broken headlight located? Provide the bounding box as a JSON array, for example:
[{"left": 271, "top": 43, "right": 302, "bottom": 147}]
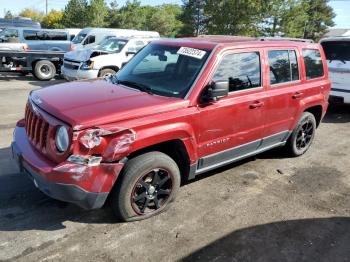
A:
[{"left": 80, "top": 61, "right": 94, "bottom": 70}]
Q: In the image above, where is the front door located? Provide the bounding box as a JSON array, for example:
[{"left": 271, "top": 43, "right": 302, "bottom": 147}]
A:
[{"left": 196, "top": 49, "right": 266, "bottom": 172}]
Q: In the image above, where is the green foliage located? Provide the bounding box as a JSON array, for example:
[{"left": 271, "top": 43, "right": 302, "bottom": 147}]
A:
[
  {"left": 88, "top": 0, "right": 108, "bottom": 27},
  {"left": 149, "top": 5, "right": 183, "bottom": 37},
  {"left": 41, "top": 10, "right": 64, "bottom": 29},
  {"left": 61, "top": 0, "right": 88, "bottom": 28},
  {"left": 14, "top": 0, "right": 335, "bottom": 40},
  {"left": 19, "top": 8, "right": 44, "bottom": 22}
]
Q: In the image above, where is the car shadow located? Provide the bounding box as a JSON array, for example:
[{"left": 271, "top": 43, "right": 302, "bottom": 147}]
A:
[
  {"left": 181, "top": 216, "right": 350, "bottom": 262},
  {"left": 323, "top": 103, "right": 350, "bottom": 123},
  {"left": 0, "top": 146, "right": 117, "bottom": 232},
  {"left": 0, "top": 72, "right": 66, "bottom": 88}
]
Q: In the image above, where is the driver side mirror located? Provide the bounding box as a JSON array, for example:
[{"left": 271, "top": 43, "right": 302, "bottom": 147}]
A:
[
  {"left": 201, "top": 81, "right": 229, "bottom": 103},
  {"left": 126, "top": 50, "right": 136, "bottom": 56}
]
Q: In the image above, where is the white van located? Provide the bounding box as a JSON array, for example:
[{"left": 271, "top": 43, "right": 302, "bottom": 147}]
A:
[
  {"left": 62, "top": 36, "right": 158, "bottom": 80},
  {"left": 320, "top": 36, "right": 350, "bottom": 104},
  {"left": 71, "top": 27, "right": 159, "bottom": 49}
]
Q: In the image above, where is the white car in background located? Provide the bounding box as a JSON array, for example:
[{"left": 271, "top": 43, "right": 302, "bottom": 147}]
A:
[
  {"left": 61, "top": 36, "right": 158, "bottom": 80},
  {"left": 320, "top": 36, "right": 350, "bottom": 104}
]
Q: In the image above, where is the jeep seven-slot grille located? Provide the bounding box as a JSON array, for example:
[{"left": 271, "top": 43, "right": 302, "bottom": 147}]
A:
[{"left": 25, "top": 102, "right": 49, "bottom": 151}]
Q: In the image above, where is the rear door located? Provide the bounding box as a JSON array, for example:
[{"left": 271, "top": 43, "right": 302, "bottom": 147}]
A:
[
  {"left": 22, "top": 29, "right": 43, "bottom": 50},
  {"left": 262, "top": 48, "right": 302, "bottom": 142},
  {"left": 196, "top": 49, "right": 266, "bottom": 172}
]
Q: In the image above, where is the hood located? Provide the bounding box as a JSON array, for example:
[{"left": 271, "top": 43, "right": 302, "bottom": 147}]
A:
[
  {"left": 31, "top": 79, "right": 188, "bottom": 130},
  {"left": 64, "top": 48, "right": 110, "bottom": 62}
]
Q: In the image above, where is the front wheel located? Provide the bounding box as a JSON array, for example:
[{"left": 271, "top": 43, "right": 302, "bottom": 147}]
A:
[
  {"left": 111, "top": 151, "right": 181, "bottom": 222},
  {"left": 286, "top": 112, "right": 317, "bottom": 156}
]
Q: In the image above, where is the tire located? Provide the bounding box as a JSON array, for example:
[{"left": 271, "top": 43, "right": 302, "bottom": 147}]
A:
[
  {"left": 99, "top": 68, "right": 117, "bottom": 78},
  {"left": 33, "top": 60, "right": 56, "bottom": 81},
  {"left": 111, "top": 151, "right": 181, "bottom": 222},
  {"left": 286, "top": 112, "right": 317, "bottom": 157}
]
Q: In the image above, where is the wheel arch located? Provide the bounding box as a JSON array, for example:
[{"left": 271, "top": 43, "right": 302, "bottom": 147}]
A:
[
  {"left": 98, "top": 66, "right": 120, "bottom": 76},
  {"left": 304, "top": 105, "right": 323, "bottom": 127},
  {"left": 127, "top": 139, "right": 193, "bottom": 183}
]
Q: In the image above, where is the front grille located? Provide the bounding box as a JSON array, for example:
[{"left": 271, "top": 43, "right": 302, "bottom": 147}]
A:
[
  {"left": 25, "top": 102, "right": 50, "bottom": 151},
  {"left": 63, "top": 59, "right": 80, "bottom": 70}
]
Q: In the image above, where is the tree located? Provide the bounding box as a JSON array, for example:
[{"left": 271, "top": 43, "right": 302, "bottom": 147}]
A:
[
  {"left": 117, "top": 0, "right": 150, "bottom": 30},
  {"left": 4, "top": 11, "right": 14, "bottom": 20},
  {"left": 179, "top": 0, "right": 206, "bottom": 37},
  {"left": 282, "top": 0, "right": 335, "bottom": 41},
  {"left": 204, "top": 0, "right": 261, "bottom": 36},
  {"left": 62, "top": 0, "right": 88, "bottom": 28},
  {"left": 107, "top": 0, "right": 119, "bottom": 28},
  {"left": 19, "top": 8, "right": 44, "bottom": 22},
  {"left": 42, "top": 10, "right": 64, "bottom": 28},
  {"left": 88, "top": 0, "right": 108, "bottom": 27},
  {"left": 149, "top": 5, "right": 183, "bottom": 37}
]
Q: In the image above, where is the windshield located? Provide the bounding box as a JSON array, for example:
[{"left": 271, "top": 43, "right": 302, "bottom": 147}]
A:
[
  {"left": 72, "top": 32, "right": 87, "bottom": 44},
  {"left": 115, "top": 43, "right": 211, "bottom": 98},
  {"left": 322, "top": 41, "right": 350, "bottom": 62},
  {"left": 98, "top": 38, "right": 128, "bottom": 53}
]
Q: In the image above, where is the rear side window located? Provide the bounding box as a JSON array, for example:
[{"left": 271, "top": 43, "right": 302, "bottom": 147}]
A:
[
  {"left": 47, "top": 31, "right": 68, "bottom": 41},
  {"left": 303, "top": 49, "right": 324, "bottom": 79},
  {"left": 23, "top": 30, "right": 41, "bottom": 40},
  {"left": 213, "top": 52, "right": 261, "bottom": 92},
  {"left": 268, "top": 50, "right": 299, "bottom": 85}
]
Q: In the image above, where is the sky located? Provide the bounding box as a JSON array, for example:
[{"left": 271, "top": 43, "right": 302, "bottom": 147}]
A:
[{"left": 1, "top": 0, "right": 350, "bottom": 28}]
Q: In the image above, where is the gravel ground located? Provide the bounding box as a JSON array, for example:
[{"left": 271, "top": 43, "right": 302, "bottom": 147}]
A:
[{"left": 0, "top": 73, "right": 349, "bottom": 262}]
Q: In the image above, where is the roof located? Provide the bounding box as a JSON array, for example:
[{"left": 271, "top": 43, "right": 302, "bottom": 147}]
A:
[
  {"left": 323, "top": 28, "right": 350, "bottom": 38},
  {"left": 154, "top": 36, "right": 318, "bottom": 50}
]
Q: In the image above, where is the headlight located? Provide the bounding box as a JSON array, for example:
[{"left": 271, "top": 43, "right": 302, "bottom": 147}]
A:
[
  {"left": 55, "top": 126, "right": 69, "bottom": 152},
  {"left": 80, "top": 61, "right": 94, "bottom": 70}
]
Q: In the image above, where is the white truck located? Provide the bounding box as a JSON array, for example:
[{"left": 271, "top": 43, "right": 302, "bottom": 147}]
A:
[
  {"left": 62, "top": 36, "right": 158, "bottom": 80},
  {"left": 320, "top": 36, "right": 350, "bottom": 104}
]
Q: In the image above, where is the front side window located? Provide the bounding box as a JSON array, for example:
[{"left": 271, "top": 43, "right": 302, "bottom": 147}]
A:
[
  {"left": 115, "top": 44, "right": 211, "bottom": 98},
  {"left": 0, "top": 28, "right": 19, "bottom": 42},
  {"left": 303, "top": 49, "right": 324, "bottom": 79},
  {"left": 84, "top": 35, "right": 95, "bottom": 45},
  {"left": 47, "top": 31, "right": 68, "bottom": 41},
  {"left": 268, "top": 50, "right": 300, "bottom": 85},
  {"left": 213, "top": 52, "right": 261, "bottom": 92},
  {"left": 72, "top": 33, "right": 87, "bottom": 44}
]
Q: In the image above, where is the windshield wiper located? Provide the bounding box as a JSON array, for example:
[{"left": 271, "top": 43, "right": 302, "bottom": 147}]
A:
[{"left": 117, "top": 79, "right": 154, "bottom": 95}]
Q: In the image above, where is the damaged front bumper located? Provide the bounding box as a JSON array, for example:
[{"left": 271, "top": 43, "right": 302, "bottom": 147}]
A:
[
  {"left": 61, "top": 65, "right": 99, "bottom": 81},
  {"left": 12, "top": 126, "right": 124, "bottom": 209}
]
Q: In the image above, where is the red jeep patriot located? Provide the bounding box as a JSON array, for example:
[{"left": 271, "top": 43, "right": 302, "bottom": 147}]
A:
[{"left": 12, "top": 37, "right": 330, "bottom": 221}]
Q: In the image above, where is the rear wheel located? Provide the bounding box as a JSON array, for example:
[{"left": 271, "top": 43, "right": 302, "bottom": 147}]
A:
[
  {"left": 286, "top": 112, "right": 316, "bottom": 156},
  {"left": 111, "top": 151, "right": 181, "bottom": 222},
  {"left": 99, "top": 68, "right": 117, "bottom": 78},
  {"left": 33, "top": 60, "right": 56, "bottom": 81}
]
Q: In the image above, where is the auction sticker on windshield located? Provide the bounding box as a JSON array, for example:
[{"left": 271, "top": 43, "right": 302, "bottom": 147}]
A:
[{"left": 177, "top": 47, "right": 206, "bottom": 59}]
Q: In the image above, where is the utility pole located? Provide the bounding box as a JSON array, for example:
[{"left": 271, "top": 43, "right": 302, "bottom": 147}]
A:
[{"left": 46, "top": 0, "right": 48, "bottom": 15}]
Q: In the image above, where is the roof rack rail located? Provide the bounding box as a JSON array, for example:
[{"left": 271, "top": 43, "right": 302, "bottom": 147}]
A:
[{"left": 258, "top": 37, "right": 314, "bottom": 43}]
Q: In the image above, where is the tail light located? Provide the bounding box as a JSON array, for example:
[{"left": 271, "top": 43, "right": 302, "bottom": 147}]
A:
[
  {"left": 23, "top": 44, "right": 29, "bottom": 51},
  {"left": 69, "top": 43, "right": 74, "bottom": 51}
]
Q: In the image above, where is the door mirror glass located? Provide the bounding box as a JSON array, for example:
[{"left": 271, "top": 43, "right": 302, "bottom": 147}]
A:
[{"left": 202, "top": 81, "right": 229, "bottom": 102}]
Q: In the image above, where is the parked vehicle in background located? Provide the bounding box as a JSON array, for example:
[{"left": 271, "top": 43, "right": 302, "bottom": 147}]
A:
[
  {"left": 12, "top": 37, "right": 330, "bottom": 221},
  {"left": 0, "top": 17, "right": 41, "bottom": 30},
  {"left": 62, "top": 36, "right": 157, "bottom": 80},
  {"left": 0, "top": 27, "right": 72, "bottom": 52},
  {"left": 65, "top": 28, "right": 81, "bottom": 41},
  {"left": 71, "top": 27, "right": 160, "bottom": 49},
  {"left": 320, "top": 36, "right": 350, "bottom": 104}
]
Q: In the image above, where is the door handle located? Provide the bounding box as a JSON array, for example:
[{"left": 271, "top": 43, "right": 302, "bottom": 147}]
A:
[
  {"left": 292, "top": 92, "right": 303, "bottom": 99},
  {"left": 249, "top": 101, "right": 264, "bottom": 109}
]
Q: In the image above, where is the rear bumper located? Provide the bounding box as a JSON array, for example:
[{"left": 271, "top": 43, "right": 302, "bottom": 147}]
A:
[
  {"left": 61, "top": 65, "right": 99, "bottom": 81},
  {"left": 330, "top": 89, "right": 350, "bottom": 104},
  {"left": 12, "top": 126, "right": 124, "bottom": 209}
]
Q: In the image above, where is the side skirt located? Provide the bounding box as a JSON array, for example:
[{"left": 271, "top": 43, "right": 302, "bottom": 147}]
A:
[{"left": 188, "top": 131, "right": 291, "bottom": 179}]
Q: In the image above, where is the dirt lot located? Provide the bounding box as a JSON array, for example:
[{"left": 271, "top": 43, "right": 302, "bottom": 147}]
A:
[{"left": 0, "top": 73, "right": 349, "bottom": 262}]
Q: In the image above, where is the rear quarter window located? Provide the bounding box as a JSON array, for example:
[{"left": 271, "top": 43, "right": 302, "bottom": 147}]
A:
[
  {"left": 303, "top": 49, "right": 324, "bottom": 79},
  {"left": 47, "top": 31, "right": 68, "bottom": 41}
]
